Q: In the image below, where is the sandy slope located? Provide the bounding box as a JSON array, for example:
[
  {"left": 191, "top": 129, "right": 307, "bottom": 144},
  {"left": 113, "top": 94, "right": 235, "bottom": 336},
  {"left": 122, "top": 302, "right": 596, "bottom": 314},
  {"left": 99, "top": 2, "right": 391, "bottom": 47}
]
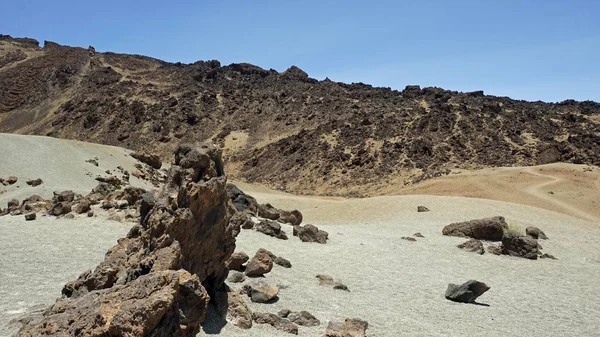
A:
[{"left": 1, "top": 135, "right": 599, "bottom": 336}]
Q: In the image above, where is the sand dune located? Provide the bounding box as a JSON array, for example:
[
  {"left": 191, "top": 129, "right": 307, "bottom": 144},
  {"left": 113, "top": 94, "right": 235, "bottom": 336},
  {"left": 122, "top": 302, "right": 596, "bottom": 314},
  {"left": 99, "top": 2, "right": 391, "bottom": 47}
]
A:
[{"left": 1, "top": 135, "right": 600, "bottom": 337}]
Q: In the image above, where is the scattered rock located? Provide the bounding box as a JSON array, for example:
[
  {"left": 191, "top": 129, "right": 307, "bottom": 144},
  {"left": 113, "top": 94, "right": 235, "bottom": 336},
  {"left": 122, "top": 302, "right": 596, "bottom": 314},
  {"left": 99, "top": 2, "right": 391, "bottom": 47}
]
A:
[
  {"left": 288, "top": 311, "right": 320, "bottom": 327},
  {"left": 258, "top": 203, "right": 281, "bottom": 220},
  {"left": 401, "top": 236, "right": 416, "bottom": 242},
  {"left": 50, "top": 202, "right": 71, "bottom": 216},
  {"left": 226, "top": 251, "right": 249, "bottom": 272},
  {"left": 245, "top": 249, "right": 274, "bottom": 276},
  {"left": 72, "top": 199, "right": 91, "bottom": 214},
  {"left": 413, "top": 232, "right": 424, "bottom": 238},
  {"left": 502, "top": 232, "right": 539, "bottom": 259},
  {"left": 85, "top": 158, "right": 99, "bottom": 166},
  {"left": 316, "top": 274, "right": 334, "bottom": 286},
  {"left": 227, "top": 183, "right": 258, "bottom": 214},
  {"left": 107, "top": 214, "right": 122, "bottom": 222},
  {"left": 417, "top": 206, "right": 430, "bottom": 212},
  {"left": 457, "top": 238, "right": 484, "bottom": 255},
  {"left": 64, "top": 213, "right": 75, "bottom": 220},
  {"left": 131, "top": 151, "right": 162, "bottom": 169},
  {"left": 255, "top": 219, "right": 288, "bottom": 240},
  {"left": 278, "top": 309, "right": 291, "bottom": 318},
  {"left": 6, "top": 176, "right": 18, "bottom": 185},
  {"left": 53, "top": 190, "right": 75, "bottom": 203},
  {"left": 442, "top": 216, "right": 507, "bottom": 241},
  {"left": 245, "top": 281, "right": 279, "bottom": 303},
  {"left": 324, "top": 318, "right": 369, "bottom": 337},
  {"left": 116, "top": 199, "right": 129, "bottom": 209},
  {"left": 25, "top": 178, "right": 43, "bottom": 186},
  {"left": 540, "top": 253, "right": 558, "bottom": 260},
  {"left": 526, "top": 226, "right": 549, "bottom": 240},
  {"left": 24, "top": 212, "right": 36, "bottom": 221},
  {"left": 293, "top": 224, "right": 328, "bottom": 243},
  {"left": 274, "top": 256, "right": 292, "bottom": 268},
  {"left": 91, "top": 183, "right": 111, "bottom": 196},
  {"left": 227, "top": 271, "right": 246, "bottom": 283},
  {"left": 445, "top": 280, "right": 490, "bottom": 303},
  {"left": 333, "top": 282, "right": 350, "bottom": 292},
  {"left": 231, "top": 212, "right": 254, "bottom": 229},
  {"left": 253, "top": 312, "right": 298, "bottom": 334},
  {"left": 87, "top": 210, "right": 94, "bottom": 217}
]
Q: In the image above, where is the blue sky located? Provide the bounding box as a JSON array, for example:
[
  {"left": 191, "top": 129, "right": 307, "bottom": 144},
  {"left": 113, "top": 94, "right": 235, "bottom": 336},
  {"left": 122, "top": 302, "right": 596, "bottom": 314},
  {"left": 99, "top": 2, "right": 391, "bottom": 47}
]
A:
[{"left": 1, "top": 0, "right": 599, "bottom": 102}]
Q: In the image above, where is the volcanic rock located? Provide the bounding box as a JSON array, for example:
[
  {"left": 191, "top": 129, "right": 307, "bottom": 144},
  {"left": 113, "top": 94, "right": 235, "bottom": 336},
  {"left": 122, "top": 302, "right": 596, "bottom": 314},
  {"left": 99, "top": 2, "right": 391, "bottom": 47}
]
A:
[
  {"left": 457, "top": 239, "right": 485, "bottom": 255},
  {"left": 245, "top": 281, "right": 279, "bottom": 303},
  {"left": 226, "top": 251, "right": 249, "bottom": 272},
  {"left": 324, "top": 318, "right": 369, "bottom": 337},
  {"left": 227, "top": 271, "right": 246, "bottom": 283},
  {"left": 245, "top": 249, "right": 274, "bottom": 276},
  {"left": 293, "top": 224, "right": 328, "bottom": 243},
  {"left": 72, "top": 199, "right": 91, "bottom": 214},
  {"left": 502, "top": 232, "right": 539, "bottom": 259},
  {"left": 417, "top": 206, "right": 430, "bottom": 212},
  {"left": 252, "top": 312, "right": 298, "bottom": 335},
  {"left": 25, "top": 178, "right": 43, "bottom": 186},
  {"left": 445, "top": 280, "right": 490, "bottom": 303},
  {"left": 226, "top": 183, "right": 258, "bottom": 214},
  {"left": 526, "top": 226, "right": 548, "bottom": 240},
  {"left": 131, "top": 151, "right": 162, "bottom": 169},
  {"left": 288, "top": 311, "right": 320, "bottom": 327},
  {"left": 278, "top": 309, "right": 291, "bottom": 318},
  {"left": 255, "top": 219, "right": 288, "bottom": 240},
  {"left": 442, "top": 216, "right": 507, "bottom": 241},
  {"left": 24, "top": 212, "right": 36, "bottom": 221},
  {"left": 274, "top": 256, "right": 292, "bottom": 268},
  {"left": 6, "top": 176, "right": 18, "bottom": 185}
]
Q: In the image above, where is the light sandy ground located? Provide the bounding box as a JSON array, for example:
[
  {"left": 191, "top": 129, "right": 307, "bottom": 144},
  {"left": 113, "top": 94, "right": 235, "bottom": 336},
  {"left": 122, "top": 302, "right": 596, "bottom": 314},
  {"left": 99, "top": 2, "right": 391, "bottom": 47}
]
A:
[
  {"left": 1, "top": 135, "right": 600, "bottom": 336},
  {"left": 0, "top": 133, "right": 156, "bottom": 206}
]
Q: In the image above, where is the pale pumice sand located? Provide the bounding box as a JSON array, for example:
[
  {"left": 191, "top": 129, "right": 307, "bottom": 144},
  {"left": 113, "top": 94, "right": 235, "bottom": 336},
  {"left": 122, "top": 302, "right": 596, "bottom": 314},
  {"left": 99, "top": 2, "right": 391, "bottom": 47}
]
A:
[{"left": 0, "top": 135, "right": 599, "bottom": 336}]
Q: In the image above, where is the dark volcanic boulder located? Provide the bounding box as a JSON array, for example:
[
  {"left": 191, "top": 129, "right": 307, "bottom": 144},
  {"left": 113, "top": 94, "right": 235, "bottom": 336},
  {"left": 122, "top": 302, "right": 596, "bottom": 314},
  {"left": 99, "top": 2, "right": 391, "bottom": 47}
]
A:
[
  {"left": 255, "top": 219, "right": 288, "bottom": 240},
  {"left": 131, "top": 151, "right": 162, "bottom": 169},
  {"left": 274, "top": 256, "right": 292, "bottom": 268},
  {"left": 53, "top": 190, "right": 75, "bottom": 203},
  {"left": 526, "top": 226, "right": 548, "bottom": 240},
  {"left": 50, "top": 202, "right": 72, "bottom": 216},
  {"left": 293, "top": 224, "right": 328, "bottom": 243},
  {"left": 457, "top": 238, "right": 484, "bottom": 255},
  {"left": 417, "top": 206, "right": 430, "bottom": 212},
  {"left": 244, "top": 281, "right": 279, "bottom": 303},
  {"left": 226, "top": 251, "right": 249, "bottom": 272},
  {"left": 442, "top": 216, "right": 507, "bottom": 241},
  {"left": 226, "top": 183, "right": 258, "bottom": 214},
  {"left": 258, "top": 203, "right": 280, "bottom": 220},
  {"left": 25, "top": 178, "right": 43, "bottom": 186},
  {"left": 502, "top": 232, "right": 539, "bottom": 259},
  {"left": 324, "top": 318, "right": 368, "bottom": 337},
  {"left": 445, "top": 280, "right": 490, "bottom": 303}
]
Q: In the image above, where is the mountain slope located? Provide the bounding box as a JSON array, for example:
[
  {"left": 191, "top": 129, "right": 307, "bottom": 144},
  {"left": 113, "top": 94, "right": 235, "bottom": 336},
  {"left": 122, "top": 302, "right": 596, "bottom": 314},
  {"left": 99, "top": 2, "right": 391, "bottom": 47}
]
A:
[{"left": 1, "top": 35, "right": 599, "bottom": 195}]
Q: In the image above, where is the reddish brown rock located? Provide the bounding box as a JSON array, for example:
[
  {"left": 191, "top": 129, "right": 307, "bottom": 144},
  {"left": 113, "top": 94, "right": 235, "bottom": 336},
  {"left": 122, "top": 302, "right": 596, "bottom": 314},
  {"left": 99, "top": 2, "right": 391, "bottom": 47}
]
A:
[
  {"left": 226, "top": 251, "right": 249, "bottom": 272},
  {"left": 252, "top": 312, "right": 298, "bottom": 335},
  {"left": 25, "top": 178, "right": 43, "bottom": 186},
  {"left": 457, "top": 238, "right": 485, "bottom": 255},
  {"left": 245, "top": 249, "right": 274, "bottom": 276},
  {"left": 131, "top": 151, "right": 162, "bottom": 169},
  {"left": 6, "top": 176, "right": 18, "bottom": 185}
]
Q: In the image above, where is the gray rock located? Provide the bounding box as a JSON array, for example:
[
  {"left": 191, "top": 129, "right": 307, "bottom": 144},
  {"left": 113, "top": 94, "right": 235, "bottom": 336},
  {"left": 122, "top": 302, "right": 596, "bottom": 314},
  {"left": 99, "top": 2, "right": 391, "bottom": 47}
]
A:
[
  {"left": 445, "top": 280, "right": 490, "bottom": 303},
  {"left": 293, "top": 224, "right": 328, "bottom": 243},
  {"left": 255, "top": 219, "right": 288, "bottom": 240},
  {"left": 227, "top": 271, "right": 246, "bottom": 283},
  {"left": 417, "top": 206, "right": 430, "bottom": 212},
  {"left": 245, "top": 281, "right": 279, "bottom": 303},
  {"left": 274, "top": 256, "right": 292, "bottom": 268},
  {"left": 278, "top": 309, "right": 291, "bottom": 318},
  {"left": 324, "top": 318, "right": 368, "bottom": 337},
  {"left": 252, "top": 312, "right": 298, "bottom": 334},
  {"left": 226, "top": 251, "right": 249, "bottom": 272},
  {"left": 486, "top": 244, "right": 502, "bottom": 255},
  {"left": 245, "top": 249, "right": 274, "bottom": 277},
  {"left": 24, "top": 212, "right": 36, "bottom": 221},
  {"left": 401, "top": 236, "right": 416, "bottom": 242},
  {"left": 413, "top": 232, "right": 424, "bottom": 238}
]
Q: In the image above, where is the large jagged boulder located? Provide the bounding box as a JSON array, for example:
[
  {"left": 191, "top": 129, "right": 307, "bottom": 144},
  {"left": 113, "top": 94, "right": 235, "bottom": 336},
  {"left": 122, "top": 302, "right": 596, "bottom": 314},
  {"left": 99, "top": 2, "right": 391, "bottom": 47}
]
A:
[
  {"left": 17, "top": 270, "right": 209, "bottom": 336},
  {"left": 442, "top": 216, "right": 507, "bottom": 241},
  {"left": 17, "top": 144, "right": 238, "bottom": 336}
]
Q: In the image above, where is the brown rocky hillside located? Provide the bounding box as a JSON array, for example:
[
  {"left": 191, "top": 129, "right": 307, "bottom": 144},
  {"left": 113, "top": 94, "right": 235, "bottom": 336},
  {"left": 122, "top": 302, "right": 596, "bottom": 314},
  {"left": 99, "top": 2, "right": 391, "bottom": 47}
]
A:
[{"left": 1, "top": 35, "right": 599, "bottom": 196}]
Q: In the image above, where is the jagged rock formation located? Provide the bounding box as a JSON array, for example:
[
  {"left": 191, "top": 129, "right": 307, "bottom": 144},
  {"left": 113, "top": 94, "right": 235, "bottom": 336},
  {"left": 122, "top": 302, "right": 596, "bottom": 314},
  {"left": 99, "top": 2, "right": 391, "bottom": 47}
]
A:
[
  {"left": 1, "top": 35, "right": 599, "bottom": 196},
  {"left": 16, "top": 144, "right": 238, "bottom": 336}
]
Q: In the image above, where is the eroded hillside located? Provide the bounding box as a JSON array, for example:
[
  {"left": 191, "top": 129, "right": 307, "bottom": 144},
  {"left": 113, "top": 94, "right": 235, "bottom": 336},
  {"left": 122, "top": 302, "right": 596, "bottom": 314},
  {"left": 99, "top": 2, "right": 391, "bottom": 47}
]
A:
[{"left": 1, "top": 35, "right": 599, "bottom": 195}]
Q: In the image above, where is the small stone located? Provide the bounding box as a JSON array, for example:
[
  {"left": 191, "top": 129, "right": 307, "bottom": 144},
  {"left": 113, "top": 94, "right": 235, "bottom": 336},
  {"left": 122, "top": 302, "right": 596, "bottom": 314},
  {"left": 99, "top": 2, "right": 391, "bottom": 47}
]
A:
[
  {"left": 245, "top": 281, "right": 279, "bottom": 303},
  {"left": 6, "top": 176, "right": 18, "bottom": 185},
  {"left": 401, "top": 236, "right": 416, "bottom": 242},
  {"left": 417, "top": 206, "right": 429, "bottom": 212},
  {"left": 333, "top": 282, "right": 350, "bottom": 292},
  {"left": 526, "top": 226, "right": 549, "bottom": 240},
  {"left": 64, "top": 213, "right": 75, "bottom": 220},
  {"left": 324, "top": 318, "right": 368, "bottom": 337},
  {"left": 274, "top": 256, "right": 292, "bottom": 268},
  {"left": 87, "top": 210, "right": 94, "bottom": 217},
  {"left": 487, "top": 244, "right": 502, "bottom": 255},
  {"left": 245, "top": 249, "right": 274, "bottom": 277},
  {"left": 226, "top": 252, "right": 249, "bottom": 272},
  {"left": 252, "top": 312, "right": 298, "bottom": 335},
  {"left": 24, "top": 212, "right": 36, "bottom": 221},
  {"left": 26, "top": 178, "right": 43, "bottom": 187},
  {"left": 316, "top": 274, "right": 334, "bottom": 286},
  {"left": 413, "top": 232, "right": 424, "bottom": 238},
  {"left": 540, "top": 253, "right": 558, "bottom": 260}
]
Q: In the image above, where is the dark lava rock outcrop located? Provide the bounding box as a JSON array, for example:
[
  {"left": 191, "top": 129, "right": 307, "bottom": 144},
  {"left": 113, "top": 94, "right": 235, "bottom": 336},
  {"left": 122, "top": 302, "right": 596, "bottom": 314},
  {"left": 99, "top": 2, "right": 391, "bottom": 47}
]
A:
[
  {"left": 445, "top": 280, "right": 490, "bottom": 304},
  {"left": 17, "top": 144, "right": 238, "bottom": 336},
  {"left": 442, "top": 216, "right": 507, "bottom": 241}
]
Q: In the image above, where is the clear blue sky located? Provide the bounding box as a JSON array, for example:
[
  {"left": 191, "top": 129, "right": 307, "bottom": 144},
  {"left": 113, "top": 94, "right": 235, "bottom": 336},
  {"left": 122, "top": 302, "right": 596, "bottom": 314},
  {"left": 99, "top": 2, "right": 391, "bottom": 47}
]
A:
[{"left": 2, "top": 0, "right": 599, "bottom": 102}]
